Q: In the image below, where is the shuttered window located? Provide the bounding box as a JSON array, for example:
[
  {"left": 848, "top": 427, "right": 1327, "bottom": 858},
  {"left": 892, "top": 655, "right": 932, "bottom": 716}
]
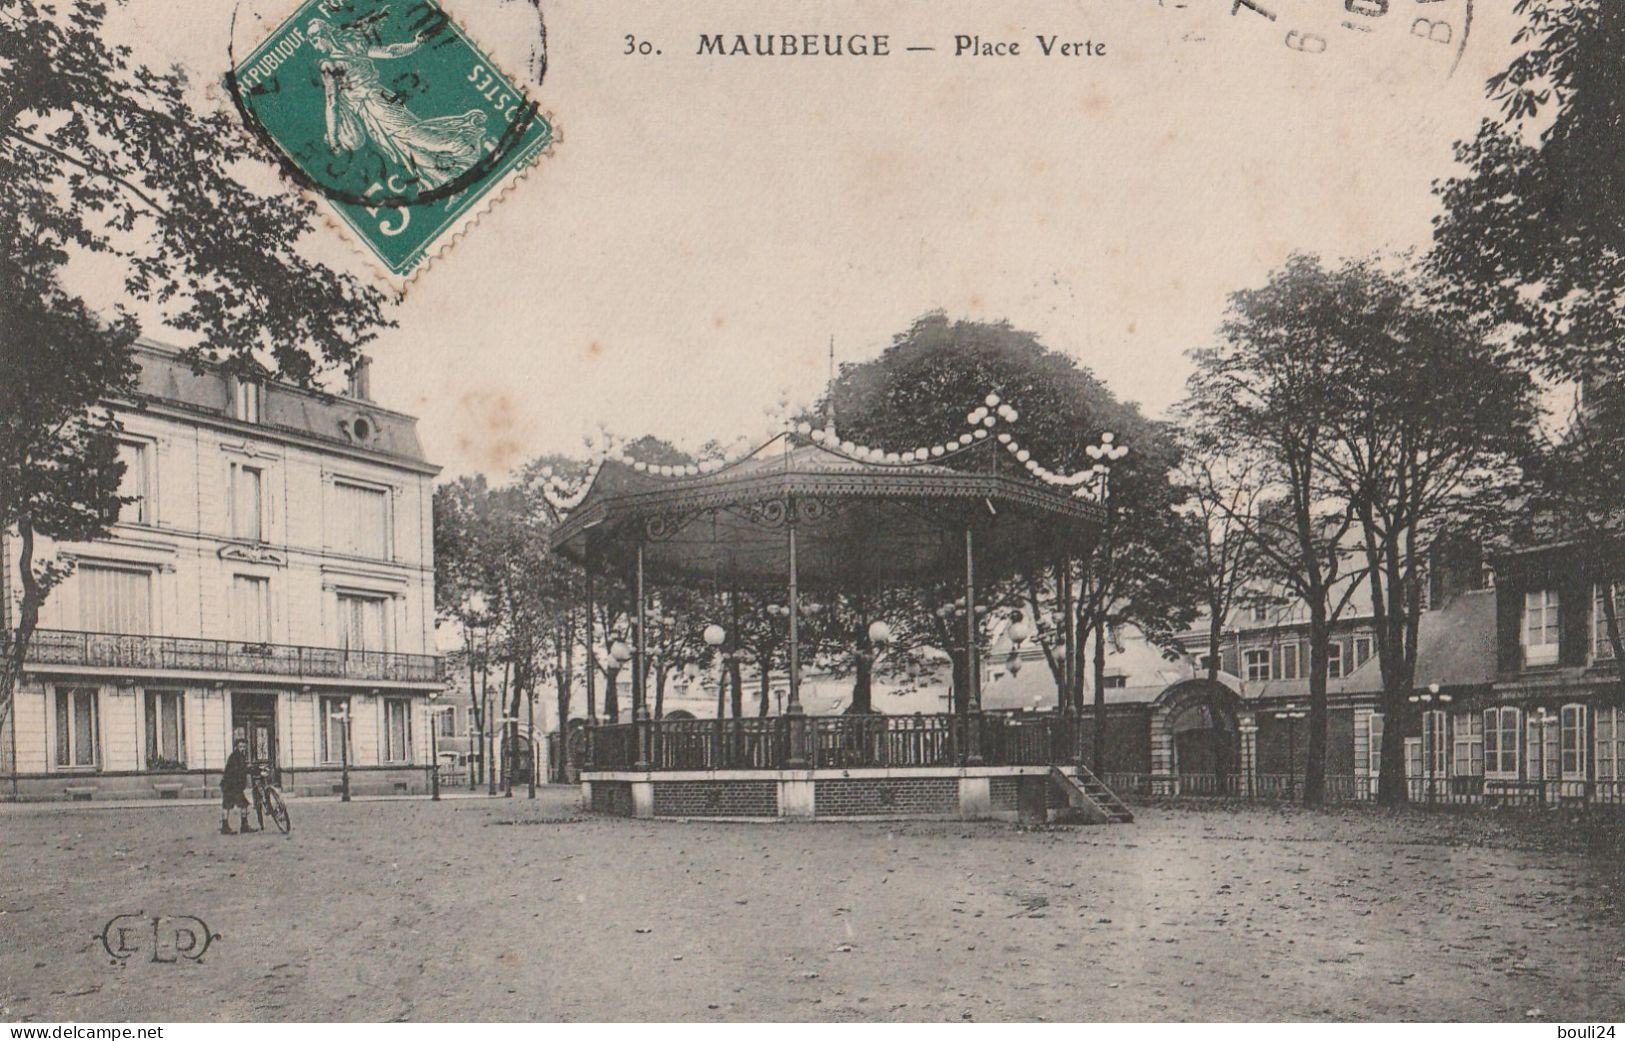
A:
[
  {"left": 1452, "top": 711, "right": 1483, "bottom": 778},
  {"left": 230, "top": 463, "right": 264, "bottom": 541},
  {"left": 145, "top": 690, "right": 186, "bottom": 768},
  {"left": 384, "top": 699, "right": 411, "bottom": 762},
  {"left": 320, "top": 696, "right": 350, "bottom": 763},
  {"left": 1526, "top": 713, "right": 1561, "bottom": 781},
  {"left": 117, "top": 441, "right": 150, "bottom": 524},
  {"left": 1524, "top": 590, "right": 1560, "bottom": 666},
  {"left": 1560, "top": 704, "right": 1586, "bottom": 779},
  {"left": 232, "top": 575, "right": 271, "bottom": 643},
  {"left": 55, "top": 687, "right": 98, "bottom": 768},
  {"left": 333, "top": 482, "right": 389, "bottom": 558},
  {"left": 1279, "top": 642, "right": 1301, "bottom": 680},
  {"left": 1421, "top": 710, "right": 1448, "bottom": 775},
  {"left": 1597, "top": 709, "right": 1625, "bottom": 782},
  {"left": 77, "top": 565, "right": 152, "bottom": 635},
  {"left": 1595, "top": 585, "right": 1624, "bottom": 660},
  {"left": 337, "top": 593, "right": 388, "bottom": 652},
  {"left": 1484, "top": 707, "right": 1520, "bottom": 778},
  {"left": 1369, "top": 712, "right": 1385, "bottom": 780}
]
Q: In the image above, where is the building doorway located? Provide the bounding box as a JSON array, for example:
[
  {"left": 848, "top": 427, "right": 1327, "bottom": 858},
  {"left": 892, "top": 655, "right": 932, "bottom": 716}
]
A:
[
  {"left": 1172, "top": 702, "right": 1236, "bottom": 795},
  {"left": 231, "top": 692, "right": 279, "bottom": 778},
  {"left": 1151, "top": 678, "right": 1244, "bottom": 796}
]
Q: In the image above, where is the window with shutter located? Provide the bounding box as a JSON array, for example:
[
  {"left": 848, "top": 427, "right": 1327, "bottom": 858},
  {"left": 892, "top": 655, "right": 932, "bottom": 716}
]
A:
[
  {"left": 54, "top": 687, "right": 99, "bottom": 769},
  {"left": 117, "top": 441, "right": 150, "bottom": 524},
  {"left": 76, "top": 565, "right": 152, "bottom": 635},
  {"left": 144, "top": 690, "right": 186, "bottom": 768},
  {"left": 337, "top": 593, "right": 388, "bottom": 652},
  {"left": 334, "top": 482, "right": 389, "bottom": 558},
  {"left": 384, "top": 698, "right": 412, "bottom": 762},
  {"left": 1560, "top": 704, "right": 1586, "bottom": 779},
  {"left": 1523, "top": 590, "right": 1560, "bottom": 666},
  {"left": 231, "top": 463, "right": 264, "bottom": 541},
  {"left": 320, "top": 696, "right": 350, "bottom": 763},
  {"left": 232, "top": 575, "right": 271, "bottom": 643},
  {"left": 1484, "top": 707, "right": 1521, "bottom": 778}
]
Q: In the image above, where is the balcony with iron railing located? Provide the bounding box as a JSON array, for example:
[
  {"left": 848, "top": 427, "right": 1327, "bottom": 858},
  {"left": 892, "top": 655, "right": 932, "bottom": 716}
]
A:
[{"left": 10, "top": 628, "right": 445, "bottom": 685}]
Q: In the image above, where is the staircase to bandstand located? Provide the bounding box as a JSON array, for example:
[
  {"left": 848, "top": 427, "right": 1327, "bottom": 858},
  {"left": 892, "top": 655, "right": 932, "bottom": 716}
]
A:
[{"left": 1049, "top": 764, "right": 1135, "bottom": 824}]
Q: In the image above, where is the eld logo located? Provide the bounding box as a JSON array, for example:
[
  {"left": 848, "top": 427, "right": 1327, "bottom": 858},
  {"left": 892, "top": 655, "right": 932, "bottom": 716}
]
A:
[{"left": 97, "top": 914, "right": 221, "bottom": 964}]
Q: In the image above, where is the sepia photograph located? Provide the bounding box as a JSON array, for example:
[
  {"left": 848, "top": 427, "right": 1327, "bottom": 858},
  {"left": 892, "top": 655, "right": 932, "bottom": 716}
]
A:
[{"left": 2, "top": 0, "right": 1623, "bottom": 1030}]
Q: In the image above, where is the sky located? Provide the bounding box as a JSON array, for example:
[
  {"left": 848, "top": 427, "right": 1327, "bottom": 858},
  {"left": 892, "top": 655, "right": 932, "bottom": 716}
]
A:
[{"left": 96, "top": 0, "right": 1517, "bottom": 481}]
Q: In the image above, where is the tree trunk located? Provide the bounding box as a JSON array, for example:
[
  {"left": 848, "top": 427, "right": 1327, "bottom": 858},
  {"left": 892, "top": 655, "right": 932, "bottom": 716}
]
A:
[
  {"left": 850, "top": 651, "right": 873, "bottom": 714},
  {"left": 1092, "top": 618, "right": 1107, "bottom": 775},
  {"left": 603, "top": 666, "right": 620, "bottom": 722},
  {"left": 950, "top": 649, "right": 969, "bottom": 716},
  {"left": 728, "top": 659, "right": 743, "bottom": 720},
  {"left": 478, "top": 687, "right": 489, "bottom": 786},
  {"left": 758, "top": 663, "right": 772, "bottom": 716},
  {"left": 0, "top": 520, "right": 45, "bottom": 736},
  {"left": 654, "top": 665, "right": 666, "bottom": 720},
  {"left": 1207, "top": 613, "right": 1223, "bottom": 683},
  {"left": 1303, "top": 603, "right": 1329, "bottom": 807},
  {"left": 728, "top": 658, "right": 745, "bottom": 762}
]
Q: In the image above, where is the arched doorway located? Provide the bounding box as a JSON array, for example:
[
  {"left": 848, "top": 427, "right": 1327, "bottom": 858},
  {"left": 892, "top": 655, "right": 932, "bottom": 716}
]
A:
[{"left": 1150, "top": 678, "right": 1243, "bottom": 796}]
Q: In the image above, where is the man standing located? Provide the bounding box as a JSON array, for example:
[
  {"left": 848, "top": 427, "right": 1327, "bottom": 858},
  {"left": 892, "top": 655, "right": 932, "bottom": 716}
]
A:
[{"left": 220, "top": 737, "right": 256, "bottom": 835}]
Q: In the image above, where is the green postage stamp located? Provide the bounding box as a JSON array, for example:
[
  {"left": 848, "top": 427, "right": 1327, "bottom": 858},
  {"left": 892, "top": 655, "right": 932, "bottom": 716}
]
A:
[{"left": 231, "top": 0, "right": 553, "bottom": 279}]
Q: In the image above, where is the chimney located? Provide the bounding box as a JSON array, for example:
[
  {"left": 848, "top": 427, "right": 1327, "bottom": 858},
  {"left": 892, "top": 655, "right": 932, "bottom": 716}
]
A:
[{"left": 347, "top": 355, "right": 372, "bottom": 402}]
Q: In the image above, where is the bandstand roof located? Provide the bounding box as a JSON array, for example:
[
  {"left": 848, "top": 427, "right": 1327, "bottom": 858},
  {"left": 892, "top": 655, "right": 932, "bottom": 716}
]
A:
[{"left": 550, "top": 437, "right": 1103, "bottom": 589}]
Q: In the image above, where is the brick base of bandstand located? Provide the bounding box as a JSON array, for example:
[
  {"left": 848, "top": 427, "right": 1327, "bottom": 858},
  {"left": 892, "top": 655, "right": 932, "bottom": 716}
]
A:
[{"left": 581, "top": 766, "right": 1080, "bottom": 822}]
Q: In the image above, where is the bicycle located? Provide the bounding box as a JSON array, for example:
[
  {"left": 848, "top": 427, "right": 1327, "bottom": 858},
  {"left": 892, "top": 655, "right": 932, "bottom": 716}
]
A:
[{"left": 249, "top": 766, "right": 291, "bottom": 834}]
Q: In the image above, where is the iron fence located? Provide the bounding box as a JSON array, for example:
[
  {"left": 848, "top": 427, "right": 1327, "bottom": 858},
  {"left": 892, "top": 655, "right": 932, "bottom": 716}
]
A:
[{"left": 587, "top": 712, "right": 1090, "bottom": 772}]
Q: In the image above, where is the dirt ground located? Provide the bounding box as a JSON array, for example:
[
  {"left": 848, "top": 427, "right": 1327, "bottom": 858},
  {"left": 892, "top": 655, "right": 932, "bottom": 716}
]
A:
[{"left": 1, "top": 789, "right": 1622, "bottom": 1022}]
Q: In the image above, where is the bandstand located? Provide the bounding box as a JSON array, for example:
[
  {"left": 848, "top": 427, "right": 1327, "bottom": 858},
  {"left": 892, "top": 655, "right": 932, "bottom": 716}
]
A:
[{"left": 548, "top": 408, "right": 1135, "bottom": 823}]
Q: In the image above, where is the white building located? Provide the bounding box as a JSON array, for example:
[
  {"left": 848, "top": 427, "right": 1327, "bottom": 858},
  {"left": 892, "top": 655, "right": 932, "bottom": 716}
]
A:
[{"left": 0, "top": 341, "right": 444, "bottom": 801}]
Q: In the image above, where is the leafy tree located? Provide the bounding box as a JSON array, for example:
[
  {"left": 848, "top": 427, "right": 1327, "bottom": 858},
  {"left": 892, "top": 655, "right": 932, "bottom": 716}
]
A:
[
  {"left": 1185, "top": 256, "right": 1370, "bottom": 806},
  {"left": 805, "top": 587, "right": 938, "bottom": 714},
  {"left": 433, "top": 476, "right": 503, "bottom": 783},
  {"left": 0, "top": 253, "right": 136, "bottom": 735},
  {"left": 1188, "top": 254, "right": 1534, "bottom": 804},
  {"left": 1432, "top": 0, "right": 1625, "bottom": 684},
  {"left": 826, "top": 314, "right": 1200, "bottom": 771},
  {"left": 1, "top": 0, "right": 390, "bottom": 733},
  {"left": 1319, "top": 259, "right": 1534, "bottom": 805},
  {"left": 1315, "top": 262, "right": 1535, "bottom": 804},
  {"left": 1173, "top": 431, "right": 1266, "bottom": 683}
]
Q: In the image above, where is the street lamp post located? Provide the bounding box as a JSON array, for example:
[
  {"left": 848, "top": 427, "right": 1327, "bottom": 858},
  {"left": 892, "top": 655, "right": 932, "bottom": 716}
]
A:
[
  {"left": 1407, "top": 682, "right": 1453, "bottom": 804},
  {"left": 487, "top": 708, "right": 499, "bottom": 797},
  {"left": 1273, "top": 704, "right": 1307, "bottom": 801},
  {"left": 1084, "top": 431, "right": 1129, "bottom": 778},
  {"left": 499, "top": 714, "right": 519, "bottom": 798}
]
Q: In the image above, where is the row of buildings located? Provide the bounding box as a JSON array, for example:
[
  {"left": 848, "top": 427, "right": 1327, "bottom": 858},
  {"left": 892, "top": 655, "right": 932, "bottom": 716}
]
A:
[{"left": 5, "top": 343, "right": 1623, "bottom": 808}]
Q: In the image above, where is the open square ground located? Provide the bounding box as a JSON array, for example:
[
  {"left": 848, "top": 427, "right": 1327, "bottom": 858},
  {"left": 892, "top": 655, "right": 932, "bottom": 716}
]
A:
[{"left": 2, "top": 792, "right": 1621, "bottom": 1022}]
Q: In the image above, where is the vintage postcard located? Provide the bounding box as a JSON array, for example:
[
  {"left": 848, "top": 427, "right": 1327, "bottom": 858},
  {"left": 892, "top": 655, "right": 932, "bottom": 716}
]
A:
[{"left": 4, "top": 0, "right": 1623, "bottom": 1031}]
